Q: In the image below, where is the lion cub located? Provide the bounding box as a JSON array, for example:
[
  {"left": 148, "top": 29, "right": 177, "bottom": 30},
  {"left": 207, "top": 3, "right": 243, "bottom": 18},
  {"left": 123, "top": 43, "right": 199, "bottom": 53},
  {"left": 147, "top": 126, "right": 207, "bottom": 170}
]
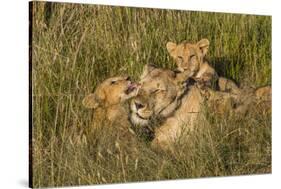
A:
[
  {"left": 83, "top": 76, "right": 139, "bottom": 123},
  {"left": 83, "top": 76, "right": 140, "bottom": 154},
  {"left": 166, "top": 39, "right": 240, "bottom": 94}
]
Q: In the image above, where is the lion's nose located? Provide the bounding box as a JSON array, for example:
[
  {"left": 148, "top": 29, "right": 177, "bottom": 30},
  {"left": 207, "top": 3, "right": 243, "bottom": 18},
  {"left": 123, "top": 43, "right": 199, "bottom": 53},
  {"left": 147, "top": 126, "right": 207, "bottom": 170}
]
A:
[{"left": 135, "top": 102, "right": 145, "bottom": 110}]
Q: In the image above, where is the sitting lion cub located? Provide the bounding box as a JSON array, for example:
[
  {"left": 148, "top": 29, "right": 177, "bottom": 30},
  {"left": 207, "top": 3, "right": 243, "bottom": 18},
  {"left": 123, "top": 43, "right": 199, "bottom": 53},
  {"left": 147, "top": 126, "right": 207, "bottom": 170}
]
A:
[{"left": 166, "top": 39, "right": 240, "bottom": 94}]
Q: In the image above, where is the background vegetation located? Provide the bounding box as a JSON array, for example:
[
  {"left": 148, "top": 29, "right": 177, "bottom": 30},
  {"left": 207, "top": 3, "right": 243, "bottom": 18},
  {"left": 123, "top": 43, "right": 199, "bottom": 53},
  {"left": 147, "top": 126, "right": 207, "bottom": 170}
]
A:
[{"left": 31, "top": 1, "right": 271, "bottom": 188}]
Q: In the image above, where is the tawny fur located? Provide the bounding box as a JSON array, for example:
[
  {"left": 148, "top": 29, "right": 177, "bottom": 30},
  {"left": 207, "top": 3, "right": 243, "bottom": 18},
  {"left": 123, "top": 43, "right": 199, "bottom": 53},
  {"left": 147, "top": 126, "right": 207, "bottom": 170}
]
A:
[
  {"left": 83, "top": 76, "right": 140, "bottom": 154},
  {"left": 130, "top": 64, "right": 271, "bottom": 152},
  {"left": 166, "top": 39, "right": 240, "bottom": 94}
]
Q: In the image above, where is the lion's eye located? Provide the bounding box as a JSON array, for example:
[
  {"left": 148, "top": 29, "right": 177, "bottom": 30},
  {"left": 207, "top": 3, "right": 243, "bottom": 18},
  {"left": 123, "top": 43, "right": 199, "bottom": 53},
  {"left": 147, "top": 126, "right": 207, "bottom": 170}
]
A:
[
  {"left": 110, "top": 80, "right": 117, "bottom": 85},
  {"left": 153, "top": 89, "right": 160, "bottom": 93},
  {"left": 177, "top": 56, "right": 183, "bottom": 59},
  {"left": 153, "top": 88, "right": 166, "bottom": 94},
  {"left": 189, "top": 54, "right": 196, "bottom": 62}
]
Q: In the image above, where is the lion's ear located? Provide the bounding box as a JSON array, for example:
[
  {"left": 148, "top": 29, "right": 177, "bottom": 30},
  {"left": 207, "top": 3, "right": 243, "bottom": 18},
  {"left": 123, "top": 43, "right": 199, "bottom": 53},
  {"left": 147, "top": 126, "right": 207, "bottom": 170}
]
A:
[
  {"left": 197, "top": 38, "right": 210, "bottom": 56},
  {"left": 140, "top": 64, "right": 157, "bottom": 79},
  {"left": 82, "top": 90, "right": 105, "bottom": 109},
  {"left": 166, "top": 42, "right": 177, "bottom": 56}
]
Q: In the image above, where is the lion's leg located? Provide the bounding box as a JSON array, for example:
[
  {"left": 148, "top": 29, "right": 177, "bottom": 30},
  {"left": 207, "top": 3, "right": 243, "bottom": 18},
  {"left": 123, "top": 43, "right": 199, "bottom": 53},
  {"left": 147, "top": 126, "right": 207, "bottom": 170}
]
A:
[
  {"left": 151, "top": 118, "right": 181, "bottom": 153},
  {"left": 255, "top": 86, "right": 271, "bottom": 101},
  {"left": 218, "top": 77, "right": 241, "bottom": 94}
]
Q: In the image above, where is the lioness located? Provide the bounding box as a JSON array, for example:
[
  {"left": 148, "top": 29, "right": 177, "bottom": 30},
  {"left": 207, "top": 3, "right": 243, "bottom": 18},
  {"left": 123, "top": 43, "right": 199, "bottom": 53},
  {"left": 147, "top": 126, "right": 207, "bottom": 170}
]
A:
[
  {"left": 130, "top": 64, "right": 271, "bottom": 152},
  {"left": 166, "top": 39, "right": 240, "bottom": 94},
  {"left": 130, "top": 64, "right": 204, "bottom": 151}
]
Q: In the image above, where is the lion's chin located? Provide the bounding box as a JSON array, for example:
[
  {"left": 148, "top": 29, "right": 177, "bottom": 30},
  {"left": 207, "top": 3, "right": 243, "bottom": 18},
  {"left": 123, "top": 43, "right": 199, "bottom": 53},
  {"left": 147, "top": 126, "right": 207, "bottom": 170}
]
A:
[{"left": 130, "top": 113, "right": 149, "bottom": 126}]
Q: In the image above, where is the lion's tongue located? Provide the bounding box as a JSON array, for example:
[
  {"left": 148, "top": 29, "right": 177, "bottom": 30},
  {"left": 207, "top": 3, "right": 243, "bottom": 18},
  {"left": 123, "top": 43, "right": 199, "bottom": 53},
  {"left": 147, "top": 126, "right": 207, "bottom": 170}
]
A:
[
  {"left": 128, "top": 83, "right": 137, "bottom": 90},
  {"left": 126, "top": 83, "right": 139, "bottom": 94}
]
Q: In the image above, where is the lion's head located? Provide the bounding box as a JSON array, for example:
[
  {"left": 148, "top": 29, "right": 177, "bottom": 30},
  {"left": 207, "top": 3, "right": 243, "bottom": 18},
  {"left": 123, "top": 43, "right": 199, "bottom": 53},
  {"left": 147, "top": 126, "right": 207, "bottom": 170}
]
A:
[
  {"left": 83, "top": 76, "right": 139, "bottom": 109},
  {"left": 166, "top": 38, "right": 210, "bottom": 73},
  {"left": 130, "top": 64, "right": 186, "bottom": 126}
]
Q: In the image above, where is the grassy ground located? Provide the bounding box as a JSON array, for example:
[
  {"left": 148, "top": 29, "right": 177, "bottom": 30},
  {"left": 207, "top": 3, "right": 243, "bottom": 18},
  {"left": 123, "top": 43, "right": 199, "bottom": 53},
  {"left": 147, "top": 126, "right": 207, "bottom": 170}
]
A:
[{"left": 30, "top": 1, "right": 271, "bottom": 188}]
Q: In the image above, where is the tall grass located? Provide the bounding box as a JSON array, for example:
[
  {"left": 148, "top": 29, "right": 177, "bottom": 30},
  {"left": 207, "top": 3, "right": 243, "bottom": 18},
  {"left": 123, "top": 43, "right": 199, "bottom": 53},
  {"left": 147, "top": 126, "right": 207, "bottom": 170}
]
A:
[{"left": 31, "top": 1, "right": 271, "bottom": 188}]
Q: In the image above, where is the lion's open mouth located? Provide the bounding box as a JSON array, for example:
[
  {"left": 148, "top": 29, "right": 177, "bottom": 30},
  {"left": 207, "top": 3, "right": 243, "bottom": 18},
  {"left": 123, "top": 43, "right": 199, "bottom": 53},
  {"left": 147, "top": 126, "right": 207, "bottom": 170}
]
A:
[
  {"left": 130, "top": 112, "right": 149, "bottom": 126},
  {"left": 136, "top": 112, "right": 147, "bottom": 120}
]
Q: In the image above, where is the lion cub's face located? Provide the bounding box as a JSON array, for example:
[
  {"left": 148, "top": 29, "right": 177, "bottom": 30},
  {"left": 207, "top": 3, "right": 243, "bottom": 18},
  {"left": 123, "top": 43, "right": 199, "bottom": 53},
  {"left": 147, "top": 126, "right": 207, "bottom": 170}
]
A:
[
  {"left": 83, "top": 76, "right": 140, "bottom": 109},
  {"left": 166, "top": 39, "right": 209, "bottom": 73}
]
